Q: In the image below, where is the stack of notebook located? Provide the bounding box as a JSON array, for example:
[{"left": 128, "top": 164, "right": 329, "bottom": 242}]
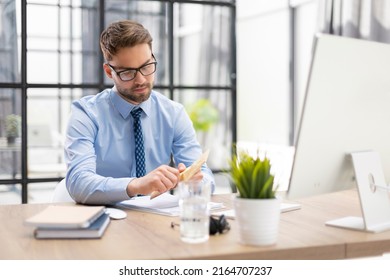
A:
[{"left": 24, "top": 205, "right": 110, "bottom": 239}]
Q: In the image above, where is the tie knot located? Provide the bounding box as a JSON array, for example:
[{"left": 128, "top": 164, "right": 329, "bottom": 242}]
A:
[{"left": 131, "top": 107, "right": 143, "bottom": 119}]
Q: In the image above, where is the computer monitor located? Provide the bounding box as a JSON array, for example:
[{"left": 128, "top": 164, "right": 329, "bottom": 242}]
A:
[
  {"left": 286, "top": 34, "right": 390, "bottom": 232},
  {"left": 287, "top": 34, "right": 390, "bottom": 232}
]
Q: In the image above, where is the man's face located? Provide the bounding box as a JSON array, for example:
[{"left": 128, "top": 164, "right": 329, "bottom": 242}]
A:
[{"left": 103, "top": 44, "right": 155, "bottom": 105}]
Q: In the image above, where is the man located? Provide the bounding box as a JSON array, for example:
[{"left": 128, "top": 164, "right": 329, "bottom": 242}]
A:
[{"left": 64, "top": 20, "right": 215, "bottom": 205}]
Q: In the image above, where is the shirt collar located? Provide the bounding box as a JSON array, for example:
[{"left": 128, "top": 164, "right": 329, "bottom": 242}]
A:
[{"left": 110, "top": 87, "right": 152, "bottom": 119}]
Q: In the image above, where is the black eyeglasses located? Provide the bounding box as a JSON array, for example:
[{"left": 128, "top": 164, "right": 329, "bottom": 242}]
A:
[
  {"left": 107, "top": 55, "right": 157, "bottom": 82},
  {"left": 170, "top": 215, "right": 230, "bottom": 235},
  {"left": 209, "top": 214, "right": 231, "bottom": 235}
]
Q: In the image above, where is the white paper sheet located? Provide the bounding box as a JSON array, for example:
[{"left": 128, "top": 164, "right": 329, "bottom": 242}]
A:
[{"left": 117, "top": 193, "right": 224, "bottom": 217}]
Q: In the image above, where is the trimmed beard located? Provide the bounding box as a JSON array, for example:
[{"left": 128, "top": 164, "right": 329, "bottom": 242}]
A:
[{"left": 116, "top": 82, "right": 153, "bottom": 104}]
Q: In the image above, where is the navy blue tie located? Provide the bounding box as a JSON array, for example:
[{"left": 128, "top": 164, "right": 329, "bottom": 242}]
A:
[{"left": 131, "top": 108, "right": 146, "bottom": 177}]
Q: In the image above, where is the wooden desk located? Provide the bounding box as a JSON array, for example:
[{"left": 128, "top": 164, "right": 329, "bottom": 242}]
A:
[{"left": 1, "top": 189, "right": 390, "bottom": 260}]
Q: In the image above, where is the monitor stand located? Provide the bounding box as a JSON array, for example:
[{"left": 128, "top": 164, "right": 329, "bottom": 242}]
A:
[{"left": 325, "top": 151, "right": 390, "bottom": 233}]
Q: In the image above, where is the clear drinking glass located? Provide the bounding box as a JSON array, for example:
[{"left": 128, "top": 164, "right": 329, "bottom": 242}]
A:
[{"left": 178, "top": 180, "right": 211, "bottom": 243}]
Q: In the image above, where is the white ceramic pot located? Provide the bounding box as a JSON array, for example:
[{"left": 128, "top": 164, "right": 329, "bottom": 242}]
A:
[{"left": 234, "top": 196, "right": 281, "bottom": 246}]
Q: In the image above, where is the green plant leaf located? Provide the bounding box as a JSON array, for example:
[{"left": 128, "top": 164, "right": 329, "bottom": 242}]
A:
[
  {"left": 228, "top": 149, "right": 276, "bottom": 199},
  {"left": 186, "top": 99, "right": 219, "bottom": 132}
]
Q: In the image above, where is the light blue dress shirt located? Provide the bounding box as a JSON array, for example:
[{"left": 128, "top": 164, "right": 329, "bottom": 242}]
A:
[{"left": 64, "top": 88, "right": 215, "bottom": 205}]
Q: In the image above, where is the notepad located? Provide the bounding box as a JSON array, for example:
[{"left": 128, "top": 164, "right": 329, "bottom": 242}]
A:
[
  {"left": 118, "top": 192, "right": 224, "bottom": 217},
  {"left": 34, "top": 213, "right": 110, "bottom": 239},
  {"left": 24, "top": 205, "right": 106, "bottom": 229}
]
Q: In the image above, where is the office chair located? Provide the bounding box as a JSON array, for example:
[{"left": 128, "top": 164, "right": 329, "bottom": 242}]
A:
[{"left": 52, "top": 178, "right": 74, "bottom": 203}]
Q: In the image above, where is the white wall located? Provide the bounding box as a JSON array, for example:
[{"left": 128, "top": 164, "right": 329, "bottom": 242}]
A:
[{"left": 236, "top": 0, "right": 318, "bottom": 146}]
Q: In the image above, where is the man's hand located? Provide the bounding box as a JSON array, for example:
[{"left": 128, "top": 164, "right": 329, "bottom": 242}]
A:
[
  {"left": 149, "top": 163, "right": 205, "bottom": 199},
  {"left": 126, "top": 165, "right": 182, "bottom": 197},
  {"left": 179, "top": 161, "right": 204, "bottom": 182}
]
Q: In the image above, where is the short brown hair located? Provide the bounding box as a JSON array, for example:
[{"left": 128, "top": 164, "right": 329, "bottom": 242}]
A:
[{"left": 100, "top": 20, "right": 153, "bottom": 61}]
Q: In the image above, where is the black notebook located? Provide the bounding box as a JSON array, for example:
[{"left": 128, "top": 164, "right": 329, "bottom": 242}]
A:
[{"left": 34, "top": 213, "right": 110, "bottom": 239}]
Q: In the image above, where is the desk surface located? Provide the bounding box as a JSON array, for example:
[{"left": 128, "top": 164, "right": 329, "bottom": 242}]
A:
[{"left": 1, "top": 189, "right": 390, "bottom": 260}]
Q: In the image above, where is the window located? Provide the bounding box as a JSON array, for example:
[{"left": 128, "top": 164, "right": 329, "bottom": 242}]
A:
[{"left": 0, "top": 0, "right": 236, "bottom": 204}]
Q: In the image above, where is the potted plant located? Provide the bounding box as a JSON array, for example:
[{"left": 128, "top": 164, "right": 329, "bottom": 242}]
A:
[
  {"left": 5, "top": 114, "right": 21, "bottom": 144},
  {"left": 187, "top": 98, "right": 219, "bottom": 136},
  {"left": 228, "top": 149, "right": 280, "bottom": 246},
  {"left": 186, "top": 98, "right": 220, "bottom": 168}
]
